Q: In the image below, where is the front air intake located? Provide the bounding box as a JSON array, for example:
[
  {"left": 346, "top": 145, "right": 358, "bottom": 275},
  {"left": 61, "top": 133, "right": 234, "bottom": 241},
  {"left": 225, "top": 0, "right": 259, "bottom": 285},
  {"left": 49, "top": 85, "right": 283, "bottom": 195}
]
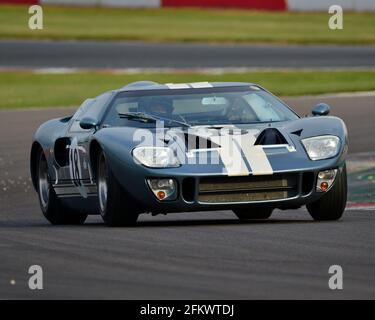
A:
[{"left": 198, "top": 174, "right": 299, "bottom": 203}]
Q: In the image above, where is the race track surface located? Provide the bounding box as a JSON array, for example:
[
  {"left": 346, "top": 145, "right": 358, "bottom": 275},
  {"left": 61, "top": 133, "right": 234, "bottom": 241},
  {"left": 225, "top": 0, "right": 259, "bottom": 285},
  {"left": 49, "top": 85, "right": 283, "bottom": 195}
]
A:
[
  {"left": 0, "top": 95, "right": 374, "bottom": 299},
  {"left": 1, "top": 40, "right": 375, "bottom": 69}
]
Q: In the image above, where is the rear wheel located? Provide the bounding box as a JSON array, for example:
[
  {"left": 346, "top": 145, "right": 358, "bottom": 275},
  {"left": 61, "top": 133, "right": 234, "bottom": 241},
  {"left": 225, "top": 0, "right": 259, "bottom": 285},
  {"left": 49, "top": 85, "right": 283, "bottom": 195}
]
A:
[
  {"left": 97, "top": 151, "right": 139, "bottom": 227},
  {"left": 306, "top": 165, "right": 347, "bottom": 221},
  {"left": 37, "top": 149, "right": 87, "bottom": 225},
  {"left": 233, "top": 207, "right": 273, "bottom": 220}
]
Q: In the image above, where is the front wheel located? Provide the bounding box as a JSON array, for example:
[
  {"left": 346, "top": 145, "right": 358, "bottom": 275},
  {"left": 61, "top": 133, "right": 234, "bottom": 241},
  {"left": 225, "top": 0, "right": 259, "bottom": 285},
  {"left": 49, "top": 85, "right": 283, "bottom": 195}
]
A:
[
  {"left": 37, "top": 149, "right": 87, "bottom": 225},
  {"left": 306, "top": 165, "right": 347, "bottom": 221},
  {"left": 97, "top": 151, "right": 139, "bottom": 227},
  {"left": 233, "top": 207, "right": 273, "bottom": 220}
]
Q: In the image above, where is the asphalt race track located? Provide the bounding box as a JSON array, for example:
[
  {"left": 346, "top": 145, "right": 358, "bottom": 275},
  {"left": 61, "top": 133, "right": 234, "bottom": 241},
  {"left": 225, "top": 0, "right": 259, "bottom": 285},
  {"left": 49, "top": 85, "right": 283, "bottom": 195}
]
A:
[
  {"left": 1, "top": 40, "right": 375, "bottom": 69},
  {"left": 0, "top": 93, "right": 374, "bottom": 299}
]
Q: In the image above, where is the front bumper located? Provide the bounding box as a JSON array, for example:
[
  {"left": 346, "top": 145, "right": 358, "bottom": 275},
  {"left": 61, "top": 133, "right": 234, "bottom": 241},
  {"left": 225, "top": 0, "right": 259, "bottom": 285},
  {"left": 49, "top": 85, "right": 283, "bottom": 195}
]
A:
[
  {"left": 114, "top": 166, "right": 343, "bottom": 214},
  {"left": 105, "top": 146, "right": 346, "bottom": 214},
  {"left": 141, "top": 171, "right": 321, "bottom": 213}
]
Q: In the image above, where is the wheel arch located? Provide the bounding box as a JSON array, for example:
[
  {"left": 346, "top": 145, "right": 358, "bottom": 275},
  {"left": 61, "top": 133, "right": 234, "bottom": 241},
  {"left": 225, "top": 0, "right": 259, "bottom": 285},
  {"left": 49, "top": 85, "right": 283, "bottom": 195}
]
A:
[
  {"left": 30, "top": 141, "right": 43, "bottom": 190},
  {"left": 89, "top": 139, "right": 103, "bottom": 181}
]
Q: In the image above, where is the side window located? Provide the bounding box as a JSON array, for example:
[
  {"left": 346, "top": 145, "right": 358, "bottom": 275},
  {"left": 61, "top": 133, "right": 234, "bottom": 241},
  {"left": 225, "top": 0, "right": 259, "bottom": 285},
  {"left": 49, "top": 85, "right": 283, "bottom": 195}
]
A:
[
  {"left": 69, "top": 92, "right": 112, "bottom": 133},
  {"left": 69, "top": 99, "right": 95, "bottom": 132},
  {"left": 84, "top": 92, "right": 112, "bottom": 119}
]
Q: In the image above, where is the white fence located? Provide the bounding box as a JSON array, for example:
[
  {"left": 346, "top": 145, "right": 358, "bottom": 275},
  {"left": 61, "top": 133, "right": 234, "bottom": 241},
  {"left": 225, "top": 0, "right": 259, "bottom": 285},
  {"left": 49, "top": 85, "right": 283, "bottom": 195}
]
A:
[
  {"left": 40, "top": 0, "right": 161, "bottom": 7},
  {"left": 38, "top": 0, "right": 375, "bottom": 11},
  {"left": 288, "top": 0, "right": 375, "bottom": 11}
]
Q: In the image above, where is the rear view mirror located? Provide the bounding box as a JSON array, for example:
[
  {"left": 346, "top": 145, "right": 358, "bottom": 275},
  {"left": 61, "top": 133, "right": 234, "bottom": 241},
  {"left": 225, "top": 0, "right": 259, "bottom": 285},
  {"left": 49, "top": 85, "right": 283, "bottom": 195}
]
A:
[
  {"left": 202, "top": 97, "right": 227, "bottom": 105},
  {"left": 312, "top": 103, "right": 330, "bottom": 116}
]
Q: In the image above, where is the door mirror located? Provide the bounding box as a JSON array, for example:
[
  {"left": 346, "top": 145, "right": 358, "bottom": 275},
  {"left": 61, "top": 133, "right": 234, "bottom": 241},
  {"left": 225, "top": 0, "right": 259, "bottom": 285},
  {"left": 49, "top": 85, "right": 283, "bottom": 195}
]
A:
[
  {"left": 79, "top": 117, "right": 98, "bottom": 130},
  {"left": 311, "top": 103, "right": 330, "bottom": 116}
]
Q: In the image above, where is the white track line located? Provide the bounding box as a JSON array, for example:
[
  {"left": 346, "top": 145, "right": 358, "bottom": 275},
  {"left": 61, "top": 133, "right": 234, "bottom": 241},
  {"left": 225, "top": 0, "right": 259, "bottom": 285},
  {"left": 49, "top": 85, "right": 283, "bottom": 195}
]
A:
[{"left": 1, "top": 66, "right": 375, "bottom": 74}]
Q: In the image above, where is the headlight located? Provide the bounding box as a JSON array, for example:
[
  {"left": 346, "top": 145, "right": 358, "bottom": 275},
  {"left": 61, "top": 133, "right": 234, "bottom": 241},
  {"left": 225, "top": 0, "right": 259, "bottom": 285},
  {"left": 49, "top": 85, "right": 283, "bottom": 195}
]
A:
[
  {"left": 133, "top": 147, "right": 180, "bottom": 168},
  {"left": 301, "top": 135, "right": 340, "bottom": 160}
]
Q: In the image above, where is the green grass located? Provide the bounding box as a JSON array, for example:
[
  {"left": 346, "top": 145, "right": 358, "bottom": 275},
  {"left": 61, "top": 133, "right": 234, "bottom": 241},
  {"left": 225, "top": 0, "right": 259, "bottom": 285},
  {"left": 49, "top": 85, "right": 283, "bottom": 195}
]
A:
[
  {"left": 1, "top": 70, "right": 375, "bottom": 109},
  {"left": 1, "top": 5, "right": 375, "bottom": 44}
]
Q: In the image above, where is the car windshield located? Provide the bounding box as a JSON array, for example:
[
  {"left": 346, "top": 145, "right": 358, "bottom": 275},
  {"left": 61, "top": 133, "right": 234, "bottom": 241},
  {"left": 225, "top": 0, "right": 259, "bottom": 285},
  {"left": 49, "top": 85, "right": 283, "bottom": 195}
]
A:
[{"left": 103, "top": 86, "right": 299, "bottom": 127}]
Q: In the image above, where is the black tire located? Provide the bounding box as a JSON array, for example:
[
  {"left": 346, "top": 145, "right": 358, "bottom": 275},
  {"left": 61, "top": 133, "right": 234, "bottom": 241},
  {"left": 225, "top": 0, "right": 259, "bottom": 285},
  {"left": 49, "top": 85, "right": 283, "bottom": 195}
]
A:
[
  {"left": 36, "top": 149, "right": 87, "bottom": 225},
  {"left": 306, "top": 165, "right": 347, "bottom": 221},
  {"left": 233, "top": 207, "right": 273, "bottom": 220},
  {"left": 97, "top": 150, "right": 139, "bottom": 227}
]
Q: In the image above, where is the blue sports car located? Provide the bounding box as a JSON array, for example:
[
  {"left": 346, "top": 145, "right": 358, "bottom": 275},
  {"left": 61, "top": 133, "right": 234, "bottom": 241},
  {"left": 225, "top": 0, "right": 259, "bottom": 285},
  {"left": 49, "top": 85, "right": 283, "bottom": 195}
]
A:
[{"left": 30, "top": 81, "right": 348, "bottom": 226}]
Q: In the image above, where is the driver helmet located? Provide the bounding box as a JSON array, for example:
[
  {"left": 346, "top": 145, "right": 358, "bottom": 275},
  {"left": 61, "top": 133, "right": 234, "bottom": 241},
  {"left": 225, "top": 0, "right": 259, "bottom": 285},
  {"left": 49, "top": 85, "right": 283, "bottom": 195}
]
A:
[{"left": 144, "top": 97, "right": 173, "bottom": 116}]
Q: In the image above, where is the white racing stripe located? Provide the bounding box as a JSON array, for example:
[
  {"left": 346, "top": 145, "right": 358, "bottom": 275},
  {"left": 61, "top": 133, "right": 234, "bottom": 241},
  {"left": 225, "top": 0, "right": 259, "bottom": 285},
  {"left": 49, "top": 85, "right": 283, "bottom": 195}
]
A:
[
  {"left": 214, "top": 135, "right": 250, "bottom": 176},
  {"left": 233, "top": 132, "right": 273, "bottom": 175},
  {"left": 165, "top": 82, "right": 213, "bottom": 89},
  {"left": 212, "top": 128, "right": 273, "bottom": 176},
  {"left": 186, "top": 126, "right": 273, "bottom": 176},
  {"left": 189, "top": 82, "right": 213, "bottom": 88},
  {"left": 242, "top": 145, "right": 274, "bottom": 175},
  {"left": 165, "top": 83, "right": 190, "bottom": 89}
]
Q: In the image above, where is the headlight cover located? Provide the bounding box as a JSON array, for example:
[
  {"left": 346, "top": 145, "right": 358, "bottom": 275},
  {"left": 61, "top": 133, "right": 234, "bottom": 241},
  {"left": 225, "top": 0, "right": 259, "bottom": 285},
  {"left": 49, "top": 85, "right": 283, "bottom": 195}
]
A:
[
  {"left": 302, "top": 135, "right": 340, "bottom": 160},
  {"left": 133, "top": 147, "right": 180, "bottom": 168}
]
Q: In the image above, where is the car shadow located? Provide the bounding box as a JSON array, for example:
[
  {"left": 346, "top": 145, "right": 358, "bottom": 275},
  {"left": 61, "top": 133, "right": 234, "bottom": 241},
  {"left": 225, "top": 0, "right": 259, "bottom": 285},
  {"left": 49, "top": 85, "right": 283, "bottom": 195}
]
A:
[
  {"left": 0, "top": 215, "right": 326, "bottom": 229},
  {"left": 83, "top": 217, "right": 318, "bottom": 228}
]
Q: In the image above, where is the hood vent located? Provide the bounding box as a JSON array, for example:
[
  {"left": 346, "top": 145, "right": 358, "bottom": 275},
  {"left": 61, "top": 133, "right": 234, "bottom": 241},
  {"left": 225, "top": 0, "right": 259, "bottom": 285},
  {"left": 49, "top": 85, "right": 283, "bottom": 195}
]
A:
[
  {"left": 291, "top": 129, "right": 303, "bottom": 137},
  {"left": 254, "top": 128, "right": 288, "bottom": 145}
]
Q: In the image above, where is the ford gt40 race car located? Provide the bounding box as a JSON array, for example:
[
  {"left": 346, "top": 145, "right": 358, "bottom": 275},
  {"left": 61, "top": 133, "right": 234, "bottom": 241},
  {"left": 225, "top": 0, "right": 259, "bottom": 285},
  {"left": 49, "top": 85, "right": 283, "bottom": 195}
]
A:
[{"left": 30, "top": 81, "right": 348, "bottom": 226}]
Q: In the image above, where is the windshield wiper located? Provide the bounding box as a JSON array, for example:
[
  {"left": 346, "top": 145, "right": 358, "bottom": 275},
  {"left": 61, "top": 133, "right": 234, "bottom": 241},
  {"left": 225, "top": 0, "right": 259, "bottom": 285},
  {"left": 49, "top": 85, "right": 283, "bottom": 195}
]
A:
[
  {"left": 118, "top": 112, "right": 156, "bottom": 122},
  {"left": 118, "top": 112, "right": 191, "bottom": 127}
]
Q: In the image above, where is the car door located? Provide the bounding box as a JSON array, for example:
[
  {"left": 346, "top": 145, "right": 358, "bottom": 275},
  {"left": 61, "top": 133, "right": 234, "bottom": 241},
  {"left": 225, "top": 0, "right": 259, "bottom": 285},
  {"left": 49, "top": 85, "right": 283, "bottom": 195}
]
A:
[{"left": 53, "top": 92, "right": 113, "bottom": 198}]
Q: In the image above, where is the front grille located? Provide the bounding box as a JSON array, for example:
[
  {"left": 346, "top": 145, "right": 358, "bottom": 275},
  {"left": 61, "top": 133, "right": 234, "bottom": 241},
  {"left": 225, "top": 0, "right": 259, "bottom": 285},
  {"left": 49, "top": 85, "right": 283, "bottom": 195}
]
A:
[{"left": 198, "top": 174, "right": 299, "bottom": 203}]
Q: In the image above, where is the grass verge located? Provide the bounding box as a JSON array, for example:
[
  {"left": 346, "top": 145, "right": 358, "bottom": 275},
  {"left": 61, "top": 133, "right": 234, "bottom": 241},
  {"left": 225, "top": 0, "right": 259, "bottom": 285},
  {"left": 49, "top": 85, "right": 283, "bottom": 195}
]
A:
[
  {"left": 1, "top": 70, "right": 375, "bottom": 109},
  {"left": 1, "top": 5, "right": 375, "bottom": 44}
]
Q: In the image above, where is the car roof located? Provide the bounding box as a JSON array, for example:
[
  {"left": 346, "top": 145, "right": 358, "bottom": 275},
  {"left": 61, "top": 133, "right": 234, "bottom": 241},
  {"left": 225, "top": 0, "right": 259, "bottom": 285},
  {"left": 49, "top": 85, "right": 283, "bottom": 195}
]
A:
[{"left": 114, "top": 81, "right": 257, "bottom": 93}]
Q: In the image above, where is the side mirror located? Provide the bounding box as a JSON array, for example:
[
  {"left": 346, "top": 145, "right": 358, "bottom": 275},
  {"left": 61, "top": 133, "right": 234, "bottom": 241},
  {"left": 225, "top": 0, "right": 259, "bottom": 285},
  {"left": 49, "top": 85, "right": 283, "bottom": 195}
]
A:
[
  {"left": 79, "top": 117, "right": 98, "bottom": 130},
  {"left": 311, "top": 103, "right": 330, "bottom": 116}
]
